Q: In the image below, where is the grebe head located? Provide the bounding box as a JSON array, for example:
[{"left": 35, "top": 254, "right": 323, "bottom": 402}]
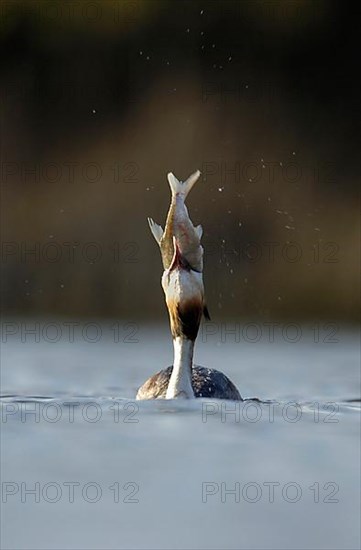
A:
[{"left": 161, "top": 239, "right": 204, "bottom": 342}]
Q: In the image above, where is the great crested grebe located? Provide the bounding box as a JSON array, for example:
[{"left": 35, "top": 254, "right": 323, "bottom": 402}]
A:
[{"left": 136, "top": 170, "right": 242, "bottom": 400}]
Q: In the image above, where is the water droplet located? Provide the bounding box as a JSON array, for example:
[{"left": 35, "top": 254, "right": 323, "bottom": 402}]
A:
[
  {"left": 49, "top": 235, "right": 54, "bottom": 239},
  {"left": 200, "top": 9, "right": 204, "bottom": 14},
  {"left": 60, "top": 284, "right": 64, "bottom": 288},
  {"left": 186, "top": 28, "right": 190, "bottom": 33},
  {"left": 228, "top": 56, "right": 232, "bottom": 61},
  {"left": 24, "top": 279, "right": 29, "bottom": 284},
  {"left": 92, "top": 109, "right": 96, "bottom": 114},
  {"left": 139, "top": 51, "right": 143, "bottom": 55},
  {"left": 218, "top": 187, "right": 224, "bottom": 192},
  {"left": 212, "top": 43, "right": 215, "bottom": 48},
  {"left": 292, "top": 151, "right": 296, "bottom": 155}
]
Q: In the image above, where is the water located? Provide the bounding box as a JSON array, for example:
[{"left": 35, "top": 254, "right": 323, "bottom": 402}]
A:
[{"left": 1, "top": 322, "right": 360, "bottom": 550}]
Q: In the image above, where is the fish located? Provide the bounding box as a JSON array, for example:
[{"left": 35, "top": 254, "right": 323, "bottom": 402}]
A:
[
  {"left": 148, "top": 170, "right": 210, "bottom": 327},
  {"left": 148, "top": 170, "right": 204, "bottom": 273}
]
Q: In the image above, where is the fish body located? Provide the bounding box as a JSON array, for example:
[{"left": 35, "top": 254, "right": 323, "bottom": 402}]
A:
[{"left": 148, "top": 170, "right": 203, "bottom": 272}]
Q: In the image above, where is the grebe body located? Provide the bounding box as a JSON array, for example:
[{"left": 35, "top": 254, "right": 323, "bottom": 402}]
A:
[{"left": 136, "top": 365, "right": 242, "bottom": 400}]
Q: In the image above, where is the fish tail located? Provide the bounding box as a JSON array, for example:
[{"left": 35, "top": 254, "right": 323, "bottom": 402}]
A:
[{"left": 167, "top": 170, "right": 201, "bottom": 200}]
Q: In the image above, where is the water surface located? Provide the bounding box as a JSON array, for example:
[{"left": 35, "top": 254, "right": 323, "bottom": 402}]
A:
[{"left": 1, "top": 322, "right": 360, "bottom": 549}]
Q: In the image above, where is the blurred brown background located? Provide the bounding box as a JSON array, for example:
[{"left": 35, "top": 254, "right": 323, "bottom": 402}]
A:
[{"left": 1, "top": 0, "right": 359, "bottom": 322}]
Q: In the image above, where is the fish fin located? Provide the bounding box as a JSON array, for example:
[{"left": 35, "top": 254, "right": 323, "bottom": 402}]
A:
[
  {"left": 203, "top": 304, "right": 211, "bottom": 320},
  {"left": 147, "top": 217, "right": 164, "bottom": 244},
  {"left": 195, "top": 224, "right": 203, "bottom": 240},
  {"left": 167, "top": 170, "right": 201, "bottom": 200}
]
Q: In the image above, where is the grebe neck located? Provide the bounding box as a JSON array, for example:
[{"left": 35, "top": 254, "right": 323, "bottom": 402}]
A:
[{"left": 166, "top": 337, "right": 194, "bottom": 399}]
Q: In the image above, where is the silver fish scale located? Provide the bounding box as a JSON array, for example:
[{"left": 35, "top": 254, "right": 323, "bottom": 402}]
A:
[{"left": 161, "top": 197, "right": 203, "bottom": 272}]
